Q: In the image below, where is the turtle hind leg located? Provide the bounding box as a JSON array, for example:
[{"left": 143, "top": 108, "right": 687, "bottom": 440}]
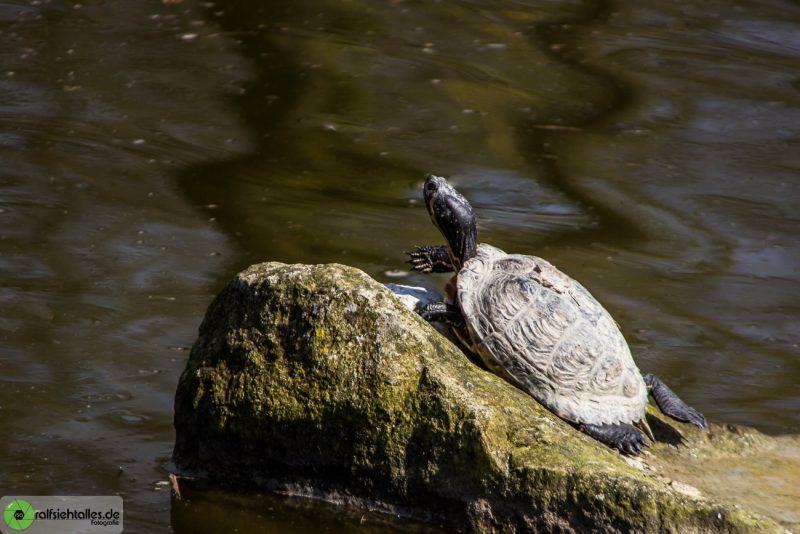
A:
[
  {"left": 580, "top": 422, "right": 648, "bottom": 455},
  {"left": 644, "top": 373, "right": 708, "bottom": 429}
]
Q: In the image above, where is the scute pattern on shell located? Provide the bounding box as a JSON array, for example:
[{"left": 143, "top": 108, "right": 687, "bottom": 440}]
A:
[{"left": 457, "top": 244, "right": 648, "bottom": 426}]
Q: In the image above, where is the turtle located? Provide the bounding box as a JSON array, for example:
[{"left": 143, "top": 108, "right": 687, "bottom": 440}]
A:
[{"left": 407, "top": 174, "right": 708, "bottom": 454}]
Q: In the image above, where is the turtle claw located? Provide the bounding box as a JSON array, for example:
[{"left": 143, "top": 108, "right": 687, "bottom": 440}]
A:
[
  {"left": 406, "top": 245, "right": 454, "bottom": 273},
  {"left": 406, "top": 247, "right": 433, "bottom": 273},
  {"left": 681, "top": 406, "right": 708, "bottom": 430},
  {"left": 581, "top": 422, "right": 649, "bottom": 455},
  {"left": 621, "top": 436, "right": 647, "bottom": 455}
]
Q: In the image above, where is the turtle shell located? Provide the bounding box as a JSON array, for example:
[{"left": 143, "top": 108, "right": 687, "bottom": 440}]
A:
[{"left": 457, "top": 244, "right": 648, "bottom": 426}]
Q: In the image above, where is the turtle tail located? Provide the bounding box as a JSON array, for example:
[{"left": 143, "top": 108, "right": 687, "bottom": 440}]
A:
[{"left": 634, "top": 418, "right": 655, "bottom": 442}]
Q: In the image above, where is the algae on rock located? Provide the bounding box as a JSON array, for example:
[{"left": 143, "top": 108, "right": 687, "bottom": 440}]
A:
[{"left": 173, "top": 262, "right": 791, "bottom": 532}]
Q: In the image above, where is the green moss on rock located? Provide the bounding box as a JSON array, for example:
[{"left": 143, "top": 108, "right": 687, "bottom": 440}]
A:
[{"left": 173, "top": 262, "right": 790, "bottom": 532}]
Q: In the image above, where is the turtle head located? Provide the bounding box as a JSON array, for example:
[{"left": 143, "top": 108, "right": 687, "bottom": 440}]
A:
[{"left": 423, "top": 174, "right": 477, "bottom": 270}]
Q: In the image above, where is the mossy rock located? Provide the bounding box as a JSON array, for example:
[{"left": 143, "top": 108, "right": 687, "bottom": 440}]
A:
[{"left": 173, "top": 262, "right": 795, "bottom": 532}]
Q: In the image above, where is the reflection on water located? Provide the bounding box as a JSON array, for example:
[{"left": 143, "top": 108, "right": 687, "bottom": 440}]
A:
[
  {"left": 1, "top": 0, "right": 798, "bottom": 531},
  {"left": 170, "top": 487, "right": 443, "bottom": 534},
  {"left": 0, "top": 0, "right": 248, "bottom": 531}
]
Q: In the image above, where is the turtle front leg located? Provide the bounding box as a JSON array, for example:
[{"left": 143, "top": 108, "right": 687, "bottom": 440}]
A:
[
  {"left": 419, "top": 301, "right": 462, "bottom": 326},
  {"left": 418, "top": 301, "right": 471, "bottom": 342},
  {"left": 406, "top": 245, "right": 454, "bottom": 273},
  {"left": 644, "top": 374, "right": 708, "bottom": 429},
  {"left": 580, "top": 422, "right": 649, "bottom": 455}
]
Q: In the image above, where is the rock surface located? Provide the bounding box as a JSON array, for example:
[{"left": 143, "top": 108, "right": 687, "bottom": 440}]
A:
[{"left": 173, "top": 262, "right": 798, "bottom": 532}]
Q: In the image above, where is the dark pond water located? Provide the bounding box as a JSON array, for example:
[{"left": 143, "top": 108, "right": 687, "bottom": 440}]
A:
[{"left": 1, "top": 0, "right": 798, "bottom": 531}]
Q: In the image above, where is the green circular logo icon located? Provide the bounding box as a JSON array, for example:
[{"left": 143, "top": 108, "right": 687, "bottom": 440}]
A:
[{"left": 4, "top": 500, "right": 34, "bottom": 531}]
